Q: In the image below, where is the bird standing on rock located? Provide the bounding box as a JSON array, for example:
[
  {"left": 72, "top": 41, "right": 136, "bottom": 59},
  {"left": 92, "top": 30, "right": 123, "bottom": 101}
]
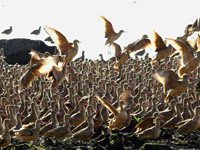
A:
[
  {"left": 30, "top": 26, "right": 41, "bottom": 35},
  {"left": 2, "top": 26, "right": 12, "bottom": 35}
]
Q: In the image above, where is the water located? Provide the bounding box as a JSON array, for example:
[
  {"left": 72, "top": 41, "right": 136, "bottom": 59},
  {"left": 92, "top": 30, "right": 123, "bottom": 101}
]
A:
[{"left": 0, "top": 0, "right": 199, "bottom": 60}]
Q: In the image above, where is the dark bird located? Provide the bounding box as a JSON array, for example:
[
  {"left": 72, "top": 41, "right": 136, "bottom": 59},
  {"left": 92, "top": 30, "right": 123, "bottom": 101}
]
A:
[
  {"left": 135, "top": 49, "right": 146, "bottom": 56},
  {"left": 31, "top": 26, "right": 41, "bottom": 35},
  {"left": 2, "top": 26, "right": 12, "bottom": 35},
  {"left": 44, "top": 37, "right": 54, "bottom": 43}
]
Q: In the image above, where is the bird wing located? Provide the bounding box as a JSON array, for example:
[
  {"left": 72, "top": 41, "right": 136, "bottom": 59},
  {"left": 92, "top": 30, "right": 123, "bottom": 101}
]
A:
[
  {"left": 135, "top": 117, "right": 154, "bottom": 129},
  {"left": 166, "top": 38, "right": 187, "bottom": 53},
  {"left": 111, "top": 42, "right": 122, "bottom": 58},
  {"left": 44, "top": 25, "right": 72, "bottom": 55},
  {"left": 150, "top": 29, "right": 167, "bottom": 52},
  {"left": 29, "top": 50, "right": 43, "bottom": 67},
  {"left": 197, "top": 34, "right": 200, "bottom": 50},
  {"left": 100, "top": 16, "right": 116, "bottom": 38},
  {"left": 153, "top": 70, "right": 179, "bottom": 93},
  {"left": 96, "top": 96, "right": 119, "bottom": 116}
]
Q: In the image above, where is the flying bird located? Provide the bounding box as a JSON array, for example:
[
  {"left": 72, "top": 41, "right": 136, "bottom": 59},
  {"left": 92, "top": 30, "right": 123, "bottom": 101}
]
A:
[
  {"left": 44, "top": 25, "right": 80, "bottom": 64},
  {"left": 150, "top": 29, "right": 176, "bottom": 63},
  {"left": 100, "top": 15, "right": 124, "bottom": 45},
  {"left": 153, "top": 70, "right": 189, "bottom": 102}
]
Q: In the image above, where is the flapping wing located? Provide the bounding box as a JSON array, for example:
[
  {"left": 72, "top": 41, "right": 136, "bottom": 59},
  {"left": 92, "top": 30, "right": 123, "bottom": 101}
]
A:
[
  {"left": 153, "top": 70, "right": 179, "bottom": 93},
  {"left": 100, "top": 16, "right": 116, "bottom": 38},
  {"left": 96, "top": 95, "right": 119, "bottom": 116},
  {"left": 150, "top": 29, "right": 167, "bottom": 52},
  {"left": 44, "top": 25, "right": 72, "bottom": 55},
  {"left": 111, "top": 42, "right": 122, "bottom": 58},
  {"left": 197, "top": 34, "right": 200, "bottom": 50}
]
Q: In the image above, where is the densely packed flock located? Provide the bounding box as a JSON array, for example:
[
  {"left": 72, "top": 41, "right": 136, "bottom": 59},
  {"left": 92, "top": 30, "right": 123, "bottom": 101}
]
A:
[{"left": 0, "top": 16, "right": 200, "bottom": 149}]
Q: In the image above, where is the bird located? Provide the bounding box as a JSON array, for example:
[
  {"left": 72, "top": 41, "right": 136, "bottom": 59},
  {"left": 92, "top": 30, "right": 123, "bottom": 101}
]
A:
[
  {"left": 44, "top": 114, "right": 70, "bottom": 138},
  {"left": 44, "top": 25, "right": 80, "bottom": 63},
  {"left": 2, "top": 26, "right": 12, "bottom": 35},
  {"left": 0, "top": 119, "right": 11, "bottom": 147},
  {"left": 100, "top": 15, "right": 124, "bottom": 45},
  {"left": 162, "top": 103, "right": 183, "bottom": 128},
  {"left": 19, "top": 51, "right": 67, "bottom": 88},
  {"left": 135, "top": 49, "right": 146, "bottom": 56},
  {"left": 124, "top": 34, "right": 151, "bottom": 54},
  {"left": 178, "top": 51, "right": 200, "bottom": 77},
  {"left": 176, "top": 106, "right": 200, "bottom": 133},
  {"left": 30, "top": 26, "right": 41, "bottom": 35},
  {"left": 96, "top": 95, "right": 127, "bottom": 130},
  {"left": 150, "top": 29, "right": 176, "bottom": 63},
  {"left": 166, "top": 37, "right": 194, "bottom": 66},
  {"left": 71, "top": 115, "right": 94, "bottom": 140},
  {"left": 135, "top": 117, "right": 162, "bottom": 140},
  {"left": 153, "top": 70, "right": 189, "bottom": 102},
  {"left": 13, "top": 119, "right": 43, "bottom": 141}
]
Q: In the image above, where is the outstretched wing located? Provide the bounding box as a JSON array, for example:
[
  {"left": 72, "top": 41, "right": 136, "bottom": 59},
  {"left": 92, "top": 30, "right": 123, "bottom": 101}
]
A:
[
  {"left": 44, "top": 25, "right": 72, "bottom": 55},
  {"left": 153, "top": 70, "right": 179, "bottom": 93},
  {"left": 100, "top": 16, "right": 116, "bottom": 38},
  {"left": 96, "top": 95, "right": 119, "bottom": 116},
  {"left": 150, "top": 29, "right": 167, "bottom": 52}
]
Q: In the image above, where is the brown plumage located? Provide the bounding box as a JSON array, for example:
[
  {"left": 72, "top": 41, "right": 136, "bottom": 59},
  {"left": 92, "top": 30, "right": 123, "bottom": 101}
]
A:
[
  {"left": 125, "top": 34, "right": 151, "bottom": 54},
  {"left": 150, "top": 29, "right": 176, "bottom": 63},
  {"left": 96, "top": 96, "right": 127, "bottom": 130},
  {"left": 135, "top": 117, "right": 162, "bottom": 140},
  {"left": 178, "top": 51, "right": 200, "bottom": 77},
  {"left": 44, "top": 114, "right": 70, "bottom": 138},
  {"left": 13, "top": 119, "right": 43, "bottom": 141},
  {"left": 0, "top": 119, "right": 11, "bottom": 147},
  {"left": 100, "top": 16, "right": 124, "bottom": 45},
  {"left": 166, "top": 37, "right": 193, "bottom": 66},
  {"left": 44, "top": 25, "right": 80, "bottom": 63},
  {"left": 19, "top": 54, "right": 65, "bottom": 88},
  {"left": 176, "top": 106, "right": 200, "bottom": 133},
  {"left": 153, "top": 70, "right": 189, "bottom": 102}
]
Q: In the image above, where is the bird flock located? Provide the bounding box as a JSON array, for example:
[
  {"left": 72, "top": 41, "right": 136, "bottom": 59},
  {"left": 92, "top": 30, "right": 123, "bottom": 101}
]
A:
[{"left": 0, "top": 16, "right": 200, "bottom": 149}]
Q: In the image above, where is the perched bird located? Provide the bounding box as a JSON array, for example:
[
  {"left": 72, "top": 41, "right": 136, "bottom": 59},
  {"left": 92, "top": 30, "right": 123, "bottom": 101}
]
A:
[
  {"left": 30, "top": 26, "right": 41, "bottom": 35},
  {"left": 100, "top": 16, "right": 124, "bottom": 45},
  {"left": 135, "top": 117, "right": 162, "bottom": 140},
  {"left": 2, "top": 26, "right": 12, "bottom": 35},
  {"left": 44, "top": 25, "right": 80, "bottom": 63},
  {"left": 150, "top": 29, "right": 176, "bottom": 63},
  {"left": 153, "top": 70, "right": 189, "bottom": 102},
  {"left": 96, "top": 95, "right": 127, "bottom": 130}
]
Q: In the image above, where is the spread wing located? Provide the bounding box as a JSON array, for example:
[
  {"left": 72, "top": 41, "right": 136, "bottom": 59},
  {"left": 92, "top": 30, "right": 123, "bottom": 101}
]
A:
[
  {"left": 111, "top": 42, "right": 122, "bottom": 58},
  {"left": 96, "top": 95, "right": 119, "bottom": 116},
  {"left": 150, "top": 29, "right": 167, "bottom": 52},
  {"left": 153, "top": 70, "right": 179, "bottom": 93},
  {"left": 100, "top": 16, "right": 116, "bottom": 38},
  {"left": 44, "top": 25, "right": 72, "bottom": 55}
]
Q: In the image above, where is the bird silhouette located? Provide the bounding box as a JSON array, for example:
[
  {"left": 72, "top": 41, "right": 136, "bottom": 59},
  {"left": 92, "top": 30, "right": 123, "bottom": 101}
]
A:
[
  {"left": 2, "top": 26, "right": 12, "bottom": 35},
  {"left": 30, "top": 26, "right": 41, "bottom": 35}
]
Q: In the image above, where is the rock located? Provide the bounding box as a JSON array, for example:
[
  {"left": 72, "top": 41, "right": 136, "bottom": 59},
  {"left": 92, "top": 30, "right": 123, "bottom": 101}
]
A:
[{"left": 0, "top": 38, "right": 56, "bottom": 64}]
